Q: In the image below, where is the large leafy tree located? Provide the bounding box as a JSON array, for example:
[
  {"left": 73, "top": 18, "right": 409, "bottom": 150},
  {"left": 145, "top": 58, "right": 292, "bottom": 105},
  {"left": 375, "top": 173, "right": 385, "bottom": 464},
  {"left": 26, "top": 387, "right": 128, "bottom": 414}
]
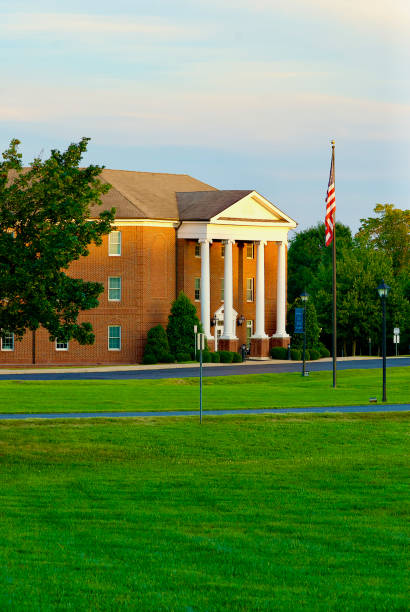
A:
[
  {"left": 287, "top": 222, "right": 352, "bottom": 303},
  {"left": 0, "top": 138, "right": 115, "bottom": 344},
  {"left": 356, "top": 204, "right": 409, "bottom": 273}
]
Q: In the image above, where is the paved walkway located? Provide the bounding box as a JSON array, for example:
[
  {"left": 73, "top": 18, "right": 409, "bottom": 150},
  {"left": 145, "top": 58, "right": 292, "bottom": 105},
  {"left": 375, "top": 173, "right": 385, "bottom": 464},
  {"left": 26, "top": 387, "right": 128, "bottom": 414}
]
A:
[{"left": 1, "top": 404, "right": 408, "bottom": 420}]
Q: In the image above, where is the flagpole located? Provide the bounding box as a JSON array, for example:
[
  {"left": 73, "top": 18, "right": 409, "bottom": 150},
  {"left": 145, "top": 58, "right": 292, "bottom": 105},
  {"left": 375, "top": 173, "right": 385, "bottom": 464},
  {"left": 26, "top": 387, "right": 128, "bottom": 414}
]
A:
[{"left": 331, "top": 140, "right": 337, "bottom": 388}]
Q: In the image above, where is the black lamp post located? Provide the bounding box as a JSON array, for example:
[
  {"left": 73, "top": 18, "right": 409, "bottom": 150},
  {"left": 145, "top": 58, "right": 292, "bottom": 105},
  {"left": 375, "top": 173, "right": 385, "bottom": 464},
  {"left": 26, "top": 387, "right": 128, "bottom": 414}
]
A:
[
  {"left": 377, "top": 280, "right": 390, "bottom": 402},
  {"left": 300, "top": 291, "right": 309, "bottom": 377}
]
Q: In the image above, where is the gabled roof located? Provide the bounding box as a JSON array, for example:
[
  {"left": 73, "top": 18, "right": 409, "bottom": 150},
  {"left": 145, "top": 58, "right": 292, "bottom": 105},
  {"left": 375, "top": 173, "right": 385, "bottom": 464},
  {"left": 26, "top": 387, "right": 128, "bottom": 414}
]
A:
[
  {"left": 89, "top": 169, "right": 217, "bottom": 219},
  {"left": 177, "top": 190, "right": 253, "bottom": 221}
]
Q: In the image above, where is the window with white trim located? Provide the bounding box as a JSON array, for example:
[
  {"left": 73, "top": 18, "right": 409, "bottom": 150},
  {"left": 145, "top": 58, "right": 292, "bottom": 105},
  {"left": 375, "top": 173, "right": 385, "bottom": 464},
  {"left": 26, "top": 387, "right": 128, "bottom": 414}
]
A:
[
  {"left": 246, "top": 243, "right": 254, "bottom": 259},
  {"left": 1, "top": 332, "right": 14, "bottom": 351},
  {"left": 194, "top": 278, "right": 201, "bottom": 301},
  {"left": 108, "top": 326, "right": 121, "bottom": 350},
  {"left": 221, "top": 278, "right": 224, "bottom": 302},
  {"left": 246, "top": 320, "right": 253, "bottom": 347},
  {"left": 108, "top": 277, "right": 121, "bottom": 301},
  {"left": 195, "top": 244, "right": 201, "bottom": 258},
  {"left": 246, "top": 278, "right": 254, "bottom": 302},
  {"left": 108, "top": 231, "right": 121, "bottom": 256},
  {"left": 56, "top": 340, "right": 69, "bottom": 351}
]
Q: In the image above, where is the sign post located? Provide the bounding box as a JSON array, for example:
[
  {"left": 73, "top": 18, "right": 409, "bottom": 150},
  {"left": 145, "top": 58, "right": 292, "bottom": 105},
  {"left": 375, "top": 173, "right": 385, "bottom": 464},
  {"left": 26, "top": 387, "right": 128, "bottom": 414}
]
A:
[
  {"left": 393, "top": 328, "right": 400, "bottom": 356},
  {"left": 197, "top": 332, "right": 205, "bottom": 424},
  {"left": 194, "top": 325, "right": 198, "bottom": 361}
]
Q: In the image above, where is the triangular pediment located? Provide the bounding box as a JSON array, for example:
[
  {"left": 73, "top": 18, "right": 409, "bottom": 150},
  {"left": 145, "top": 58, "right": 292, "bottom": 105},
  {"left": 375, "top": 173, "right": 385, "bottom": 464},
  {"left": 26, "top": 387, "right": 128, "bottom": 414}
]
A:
[{"left": 211, "top": 191, "right": 296, "bottom": 226}]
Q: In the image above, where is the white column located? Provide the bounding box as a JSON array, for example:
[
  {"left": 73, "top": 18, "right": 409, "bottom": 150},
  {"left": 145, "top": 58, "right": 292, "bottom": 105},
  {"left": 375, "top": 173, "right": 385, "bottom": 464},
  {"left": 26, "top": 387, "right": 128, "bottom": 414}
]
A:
[
  {"left": 199, "top": 239, "right": 213, "bottom": 340},
  {"left": 252, "top": 241, "right": 268, "bottom": 339},
  {"left": 272, "top": 240, "right": 289, "bottom": 338},
  {"left": 221, "top": 239, "right": 237, "bottom": 339}
]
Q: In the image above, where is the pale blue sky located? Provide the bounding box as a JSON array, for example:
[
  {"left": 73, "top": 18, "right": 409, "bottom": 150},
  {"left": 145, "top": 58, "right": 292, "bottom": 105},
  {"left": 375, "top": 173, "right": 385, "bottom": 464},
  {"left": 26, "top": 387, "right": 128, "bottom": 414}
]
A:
[{"left": 1, "top": 0, "right": 409, "bottom": 234}]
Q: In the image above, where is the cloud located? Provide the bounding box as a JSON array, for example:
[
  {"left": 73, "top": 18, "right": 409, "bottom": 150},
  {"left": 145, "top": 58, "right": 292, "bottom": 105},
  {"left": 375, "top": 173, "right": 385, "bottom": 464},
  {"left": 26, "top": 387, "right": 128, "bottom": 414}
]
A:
[{"left": 1, "top": 12, "right": 199, "bottom": 40}]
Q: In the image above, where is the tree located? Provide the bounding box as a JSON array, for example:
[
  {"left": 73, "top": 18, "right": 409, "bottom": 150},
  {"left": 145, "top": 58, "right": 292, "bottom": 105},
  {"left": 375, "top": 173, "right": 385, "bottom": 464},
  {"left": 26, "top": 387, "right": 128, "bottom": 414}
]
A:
[
  {"left": 142, "top": 325, "right": 173, "bottom": 364},
  {"left": 287, "top": 297, "right": 320, "bottom": 350},
  {"left": 0, "top": 138, "right": 115, "bottom": 344},
  {"left": 356, "top": 204, "right": 410, "bottom": 274},
  {"left": 166, "top": 292, "right": 202, "bottom": 359},
  {"left": 287, "top": 222, "right": 353, "bottom": 303}
]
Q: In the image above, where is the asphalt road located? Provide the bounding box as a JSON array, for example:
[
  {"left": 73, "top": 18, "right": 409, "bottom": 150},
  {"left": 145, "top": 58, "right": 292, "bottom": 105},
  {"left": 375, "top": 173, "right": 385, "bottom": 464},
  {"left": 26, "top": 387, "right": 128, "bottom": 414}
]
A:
[
  {"left": 0, "top": 357, "right": 408, "bottom": 380},
  {"left": 0, "top": 404, "right": 408, "bottom": 420}
]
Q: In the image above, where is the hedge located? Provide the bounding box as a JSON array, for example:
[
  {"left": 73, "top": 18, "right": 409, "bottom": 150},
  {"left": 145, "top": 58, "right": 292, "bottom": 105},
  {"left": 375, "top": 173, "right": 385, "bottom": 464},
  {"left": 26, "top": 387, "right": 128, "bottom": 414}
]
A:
[{"left": 270, "top": 347, "right": 288, "bottom": 360}]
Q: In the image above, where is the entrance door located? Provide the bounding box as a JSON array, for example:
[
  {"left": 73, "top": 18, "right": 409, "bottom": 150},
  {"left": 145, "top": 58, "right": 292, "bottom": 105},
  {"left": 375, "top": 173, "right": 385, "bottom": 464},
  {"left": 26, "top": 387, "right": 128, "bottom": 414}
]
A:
[{"left": 215, "top": 320, "right": 224, "bottom": 351}]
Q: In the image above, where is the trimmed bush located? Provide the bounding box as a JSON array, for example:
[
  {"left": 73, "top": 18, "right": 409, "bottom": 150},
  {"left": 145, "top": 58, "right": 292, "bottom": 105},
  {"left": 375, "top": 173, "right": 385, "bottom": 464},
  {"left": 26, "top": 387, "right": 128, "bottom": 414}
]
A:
[
  {"left": 159, "top": 352, "right": 175, "bottom": 363},
  {"left": 232, "top": 352, "right": 242, "bottom": 363},
  {"left": 309, "top": 348, "right": 320, "bottom": 360},
  {"left": 291, "top": 348, "right": 301, "bottom": 360},
  {"left": 210, "top": 352, "right": 220, "bottom": 363},
  {"left": 218, "top": 350, "right": 234, "bottom": 363},
  {"left": 143, "top": 325, "right": 170, "bottom": 364},
  {"left": 142, "top": 352, "right": 157, "bottom": 365},
  {"left": 270, "top": 347, "right": 288, "bottom": 360},
  {"left": 304, "top": 349, "right": 310, "bottom": 361},
  {"left": 176, "top": 352, "right": 191, "bottom": 362},
  {"left": 319, "top": 345, "right": 331, "bottom": 358},
  {"left": 167, "top": 292, "right": 202, "bottom": 359}
]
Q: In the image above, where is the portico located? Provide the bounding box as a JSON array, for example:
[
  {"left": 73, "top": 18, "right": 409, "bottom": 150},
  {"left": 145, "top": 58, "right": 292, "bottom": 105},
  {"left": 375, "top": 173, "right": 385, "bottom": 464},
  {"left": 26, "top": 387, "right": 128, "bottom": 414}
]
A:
[{"left": 177, "top": 190, "right": 296, "bottom": 357}]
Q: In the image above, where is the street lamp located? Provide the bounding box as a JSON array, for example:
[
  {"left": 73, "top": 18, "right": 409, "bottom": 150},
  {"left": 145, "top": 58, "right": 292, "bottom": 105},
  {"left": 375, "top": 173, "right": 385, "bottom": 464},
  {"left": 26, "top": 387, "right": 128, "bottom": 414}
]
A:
[
  {"left": 300, "top": 291, "right": 309, "bottom": 377},
  {"left": 377, "top": 280, "right": 390, "bottom": 402}
]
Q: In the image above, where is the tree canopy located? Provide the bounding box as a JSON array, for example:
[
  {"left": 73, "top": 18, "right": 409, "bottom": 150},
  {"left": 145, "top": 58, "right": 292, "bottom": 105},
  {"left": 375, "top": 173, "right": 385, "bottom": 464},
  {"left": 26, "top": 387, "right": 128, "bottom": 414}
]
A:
[{"left": 0, "top": 138, "right": 115, "bottom": 344}]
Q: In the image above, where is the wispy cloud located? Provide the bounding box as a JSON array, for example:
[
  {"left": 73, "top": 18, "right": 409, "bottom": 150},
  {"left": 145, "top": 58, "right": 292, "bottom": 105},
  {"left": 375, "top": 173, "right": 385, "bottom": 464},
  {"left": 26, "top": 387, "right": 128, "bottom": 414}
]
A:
[{"left": 2, "top": 12, "right": 199, "bottom": 39}]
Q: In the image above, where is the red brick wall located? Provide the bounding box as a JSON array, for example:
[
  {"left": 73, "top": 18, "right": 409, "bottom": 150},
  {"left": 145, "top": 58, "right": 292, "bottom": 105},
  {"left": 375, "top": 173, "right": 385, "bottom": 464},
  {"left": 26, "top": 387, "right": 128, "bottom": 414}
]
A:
[{"left": 0, "top": 234, "right": 284, "bottom": 366}]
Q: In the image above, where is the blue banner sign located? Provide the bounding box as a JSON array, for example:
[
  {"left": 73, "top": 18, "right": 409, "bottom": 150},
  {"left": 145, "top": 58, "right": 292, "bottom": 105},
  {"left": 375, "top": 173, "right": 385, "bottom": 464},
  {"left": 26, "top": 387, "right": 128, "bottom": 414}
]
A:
[{"left": 294, "top": 308, "right": 304, "bottom": 333}]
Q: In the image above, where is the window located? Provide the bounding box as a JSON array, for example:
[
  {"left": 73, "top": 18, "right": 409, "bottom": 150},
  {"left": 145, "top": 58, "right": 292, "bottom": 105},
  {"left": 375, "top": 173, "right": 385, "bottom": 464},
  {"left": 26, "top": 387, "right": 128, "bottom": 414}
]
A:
[
  {"left": 221, "top": 278, "right": 224, "bottom": 302},
  {"left": 108, "top": 231, "right": 121, "bottom": 256},
  {"left": 56, "top": 340, "right": 69, "bottom": 351},
  {"left": 246, "top": 278, "right": 254, "bottom": 302},
  {"left": 246, "top": 320, "right": 253, "bottom": 347},
  {"left": 195, "top": 243, "right": 201, "bottom": 258},
  {"left": 108, "top": 277, "right": 121, "bottom": 301},
  {"left": 108, "top": 326, "right": 121, "bottom": 350},
  {"left": 194, "top": 278, "right": 201, "bottom": 301},
  {"left": 246, "top": 243, "right": 254, "bottom": 259},
  {"left": 221, "top": 244, "right": 225, "bottom": 257},
  {"left": 1, "top": 332, "right": 14, "bottom": 351}
]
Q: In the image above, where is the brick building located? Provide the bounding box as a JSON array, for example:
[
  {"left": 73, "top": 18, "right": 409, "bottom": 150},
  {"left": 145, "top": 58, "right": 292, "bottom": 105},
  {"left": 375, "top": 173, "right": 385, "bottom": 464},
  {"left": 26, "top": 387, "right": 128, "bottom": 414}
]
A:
[{"left": 0, "top": 170, "right": 296, "bottom": 365}]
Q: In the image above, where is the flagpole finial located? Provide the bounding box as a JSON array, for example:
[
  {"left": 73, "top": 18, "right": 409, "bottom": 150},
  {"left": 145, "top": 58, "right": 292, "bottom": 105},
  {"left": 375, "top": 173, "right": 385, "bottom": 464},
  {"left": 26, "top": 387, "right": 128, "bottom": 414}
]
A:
[{"left": 331, "top": 139, "right": 335, "bottom": 146}]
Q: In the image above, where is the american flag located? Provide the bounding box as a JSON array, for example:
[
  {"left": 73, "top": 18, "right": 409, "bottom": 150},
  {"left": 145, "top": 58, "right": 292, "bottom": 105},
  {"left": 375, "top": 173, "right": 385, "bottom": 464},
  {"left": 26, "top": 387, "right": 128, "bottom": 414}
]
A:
[{"left": 325, "top": 150, "right": 335, "bottom": 247}]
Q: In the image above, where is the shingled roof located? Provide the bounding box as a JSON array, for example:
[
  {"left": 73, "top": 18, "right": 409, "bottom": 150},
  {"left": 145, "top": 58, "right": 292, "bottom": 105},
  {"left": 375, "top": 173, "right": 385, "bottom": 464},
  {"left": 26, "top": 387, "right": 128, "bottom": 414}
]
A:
[
  {"left": 177, "top": 190, "right": 253, "bottom": 221},
  {"left": 89, "top": 169, "right": 217, "bottom": 220}
]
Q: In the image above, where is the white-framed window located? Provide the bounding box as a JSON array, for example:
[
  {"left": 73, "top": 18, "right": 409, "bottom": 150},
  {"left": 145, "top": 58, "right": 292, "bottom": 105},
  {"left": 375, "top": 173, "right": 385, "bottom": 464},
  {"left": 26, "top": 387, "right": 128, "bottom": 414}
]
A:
[
  {"left": 246, "top": 243, "right": 254, "bottom": 259},
  {"left": 56, "top": 340, "right": 69, "bottom": 351},
  {"left": 221, "top": 244, "right": 225, "bottom": 258},
  {"left": 108, "top": 326, "right": 121, "bottom": 350},
  {"left": 108, "top": 277, "right": 121, "bottom": 301},
  {"left": 1, "top": 332, "right": 14, "bottom": 351},
  {"left": 195, "top": 243, "right": 201, "bottom": 258},
  {"left": 194, "top": 278, "right": 201, "bottom": 301},
  {"left": 108, "top": 231, "right": 121, "bottom": 256},
  {"left": 221, "top": 278, "right": 224, "bottom": 302},
  {"left": 246, "top": 320, "right": 253, "bottom": 347},
  {"left": 246, "top": 278, "right": 254, "bottom": 302}
]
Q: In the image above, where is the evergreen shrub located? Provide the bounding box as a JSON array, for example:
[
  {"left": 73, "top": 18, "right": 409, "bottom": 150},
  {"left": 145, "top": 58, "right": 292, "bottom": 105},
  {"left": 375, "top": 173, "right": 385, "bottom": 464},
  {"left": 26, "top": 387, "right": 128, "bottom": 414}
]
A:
[
  {"left": 219, "top": 350, "right": 234, "bottom": 363},
  {"left": 232, "top": 352, "right": 242, "bottom": 363},
  {"left": 270, "top": 347, "right": 287, "bottom": 360},
  {"left": 309, "top": 348, "right": 320, "bottom": 360},
  {"left": 142, "top": 352, "right": 157, "bottom": 365},
  {"left": 304, "top": 349, "right": 310, "bottom": 361},
  {"left": 319, "top": 345, "right": 331, "bottom": 358},
  {"left": 142, "top": 325, "right": 170, "bottom": 364},
  {"left": 291, "top": 348, "right": 301, "bottom": 360},
  {"left": 211, "top": 352, "right": 220, "bottom": 363},
  {"left": 167, "top": 292, "right": 202, "bottom": 359},
  {"left": 176, "top": 352, "right": 191, "bottom": 362}
]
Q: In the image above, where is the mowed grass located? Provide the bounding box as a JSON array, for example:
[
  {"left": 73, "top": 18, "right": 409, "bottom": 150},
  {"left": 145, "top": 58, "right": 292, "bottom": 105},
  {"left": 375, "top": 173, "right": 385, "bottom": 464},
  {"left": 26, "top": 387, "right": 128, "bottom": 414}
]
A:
[
  {"left": 0, "top": 367, "right": 409, "bottom": 414},
  {"left": 0, "top": 413, "right": 408, "bottom": 611}
]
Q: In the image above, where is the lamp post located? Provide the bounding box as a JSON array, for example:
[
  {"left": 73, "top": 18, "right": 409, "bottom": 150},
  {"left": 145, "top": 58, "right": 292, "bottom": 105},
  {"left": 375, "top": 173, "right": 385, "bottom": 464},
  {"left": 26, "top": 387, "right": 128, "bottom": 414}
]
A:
[
  {"left": 377, "top": 280, "right": 390, "bottom": 402},
  {"left": 300, "top": 291, "right": 309, "bottom": 377}
]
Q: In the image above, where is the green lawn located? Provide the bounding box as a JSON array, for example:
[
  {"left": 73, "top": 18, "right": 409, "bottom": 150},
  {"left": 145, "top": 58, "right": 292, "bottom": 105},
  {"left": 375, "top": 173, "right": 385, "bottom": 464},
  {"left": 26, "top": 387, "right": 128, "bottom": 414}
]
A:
[
  {"left": 0, "top": 367, "right": 408, "bottom": 414},
  {"left": 0, "top": 413, "right": 408, "bottom": 610}
]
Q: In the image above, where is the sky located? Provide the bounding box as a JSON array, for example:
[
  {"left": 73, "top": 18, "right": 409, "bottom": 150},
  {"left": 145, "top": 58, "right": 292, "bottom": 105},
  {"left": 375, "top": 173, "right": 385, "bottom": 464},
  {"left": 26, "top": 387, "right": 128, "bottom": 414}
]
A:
[{"left": 1, "top": 0, "right": 409, "bottom": 236}]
